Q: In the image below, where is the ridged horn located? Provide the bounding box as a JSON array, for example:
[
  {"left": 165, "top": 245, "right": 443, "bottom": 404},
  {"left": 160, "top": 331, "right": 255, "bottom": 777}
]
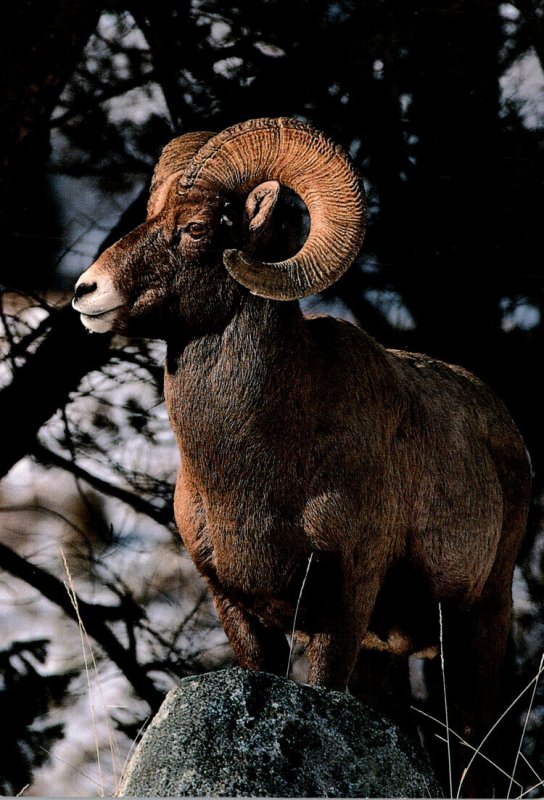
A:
[
  {"left": 147, "top": 131, "right": 215, "bottom": 218},
  {"left": 179, "top": 117, "right": 366, "bottom": 300}
]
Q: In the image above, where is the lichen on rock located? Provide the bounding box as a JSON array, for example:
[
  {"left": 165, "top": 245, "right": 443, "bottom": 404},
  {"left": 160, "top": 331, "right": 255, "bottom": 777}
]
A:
[{"left": 118, "top": 667, "right": 442, "bottom": 797}]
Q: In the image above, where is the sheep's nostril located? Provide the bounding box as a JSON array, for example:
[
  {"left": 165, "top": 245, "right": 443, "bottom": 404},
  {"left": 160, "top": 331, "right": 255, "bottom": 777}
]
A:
[{"left": 74, "top": 281, "right": 97, "bottom": 301}]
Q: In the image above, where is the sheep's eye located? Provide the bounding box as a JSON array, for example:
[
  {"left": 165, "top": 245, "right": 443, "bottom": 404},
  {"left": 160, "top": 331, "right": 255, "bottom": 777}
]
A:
[{"left": 186, "top": 222, "right": 208, "bottom": 240}]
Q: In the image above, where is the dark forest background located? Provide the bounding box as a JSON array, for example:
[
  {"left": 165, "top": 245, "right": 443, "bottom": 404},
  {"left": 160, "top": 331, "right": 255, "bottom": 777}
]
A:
[{"left": 0, "top": 0, "right": 543, "bottom": 795}]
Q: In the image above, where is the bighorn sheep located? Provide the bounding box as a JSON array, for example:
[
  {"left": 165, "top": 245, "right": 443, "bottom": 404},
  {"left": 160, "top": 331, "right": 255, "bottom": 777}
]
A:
[{"left": 73, "top": 117, "right": 530, "bottom": 794}]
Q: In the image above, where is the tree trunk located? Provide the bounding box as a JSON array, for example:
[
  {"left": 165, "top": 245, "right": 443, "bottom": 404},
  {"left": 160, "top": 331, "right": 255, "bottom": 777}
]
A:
[{"left": 0, "top": 1, "right": 103, "bottom": 288}]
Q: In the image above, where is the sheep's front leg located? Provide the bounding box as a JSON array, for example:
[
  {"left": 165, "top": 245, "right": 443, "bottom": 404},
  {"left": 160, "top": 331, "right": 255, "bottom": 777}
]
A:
[
  {"left": 211, "top": 588, "right": 290, "bottom": 675},
  {"left": 306, "top": 575, "right": 380, "bottom": 691},
  {"left": 307, "top": 627, "right": 361, "bottom": 690}
]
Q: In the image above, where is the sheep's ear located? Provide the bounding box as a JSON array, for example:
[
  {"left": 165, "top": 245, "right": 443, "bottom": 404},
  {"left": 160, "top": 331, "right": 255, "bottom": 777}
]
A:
[{"left": 245, "top": 181, "right": 280, "bottom": 234}]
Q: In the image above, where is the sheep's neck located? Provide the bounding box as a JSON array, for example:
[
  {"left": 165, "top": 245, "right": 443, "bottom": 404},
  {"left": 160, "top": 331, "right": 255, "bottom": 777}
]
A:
[{"left": 164, "top": 294, "right": 310, "bottom": 506}]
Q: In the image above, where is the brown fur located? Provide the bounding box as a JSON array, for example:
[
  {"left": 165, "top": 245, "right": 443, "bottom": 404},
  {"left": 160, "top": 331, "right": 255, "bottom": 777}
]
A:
[{"left": 75, "top": 155, "right": 531, "bottom": 796}]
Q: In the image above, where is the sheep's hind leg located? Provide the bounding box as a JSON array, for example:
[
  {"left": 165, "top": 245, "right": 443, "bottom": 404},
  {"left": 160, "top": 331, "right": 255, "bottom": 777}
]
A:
[
  {"left": 211, "top": 589, "right": 290, "bottom": 675},
  {"left": 349, "top": 649, "right": 413, "bottom": 729},
  {"left": 425, "top": 589, "right": 515, "bottom": 799}
]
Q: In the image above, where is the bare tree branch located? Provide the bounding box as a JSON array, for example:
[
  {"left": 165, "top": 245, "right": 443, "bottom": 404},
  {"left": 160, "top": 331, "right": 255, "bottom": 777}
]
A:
[
  {"left": 50, "top": 69, "right": 159, "bottom": 129},
  {"left": 0, "top": 539, "right": 163, "bottom": 710},
  {"left": 513, "top": 0, "right": 544, "bottom": 72},
  {"left": 32, "top": 442, "right": 174, "bottom": 527},
  {"left": 0, "top": 188, "right": 149, "bottom": 480},
  {"left": 0, "top": 304, "right": 111, "bottom": 478}
]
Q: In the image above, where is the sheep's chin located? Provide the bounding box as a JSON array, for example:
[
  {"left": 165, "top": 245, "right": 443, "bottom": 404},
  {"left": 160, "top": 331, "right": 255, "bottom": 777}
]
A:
[{"left": 80, "top": 308, "right": 120, "bottom": 333}]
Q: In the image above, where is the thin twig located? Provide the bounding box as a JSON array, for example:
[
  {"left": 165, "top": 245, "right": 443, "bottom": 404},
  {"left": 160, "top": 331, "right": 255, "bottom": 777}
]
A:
[
  {"left": 439, "top": 602, "right": 453, "bottom": 798},
  {"left": 37, "top": 745, "right": 105, "bottom": 791},
  {"left": 0, "top": 291, "right": 18, "bottom": 376},
  {"left": 286, "top": 552, "right": 314, "bottom": 679},
  {"left": 508, "top": 652, "right": 544, "bottom": 798},
  {"left": 456, "top": 656, "right": 544, "bottom": 798},
  {"left": 115, "top": 714, "right": 151, "bottom": 796},
  {"left": 412, "top": 706, "right": 523, "bottom": 790},
  {"left": 520, "top": 752, "right": 544, "bottom": 787},
  {"left": 61, "top": 549, "right": 127, "bottom": 792},
  {"left": 518, "top": 777, "right": 544, "bottom": 799},
  {"left": 61, "top": 549, "right": 104, "bottom": 796}
]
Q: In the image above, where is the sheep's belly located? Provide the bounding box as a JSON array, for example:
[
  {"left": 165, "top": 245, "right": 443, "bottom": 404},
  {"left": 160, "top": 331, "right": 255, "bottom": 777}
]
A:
[
  {"left": 242, "top": 591, "right": 439, "bottom": 660},
  {"left": 361, "top": 628, "right": 438, "bottom": 659},
  {"left": 234, "top": 551, "right": 441, "bottom": 658}
]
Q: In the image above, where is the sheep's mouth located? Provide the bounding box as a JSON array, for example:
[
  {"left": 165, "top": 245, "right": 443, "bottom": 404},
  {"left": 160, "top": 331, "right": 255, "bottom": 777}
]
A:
[
  {"left": 78, "top": 306, "right": 124, "bottom": 333},
  {"left": 77, "top": 304, "right": 124, "bottom": 318}
]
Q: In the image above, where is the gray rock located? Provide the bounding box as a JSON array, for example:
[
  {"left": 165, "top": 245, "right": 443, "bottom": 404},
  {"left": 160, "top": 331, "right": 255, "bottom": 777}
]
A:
[{"left": 118, "top": 667, "right": 442, "bottom": 797}]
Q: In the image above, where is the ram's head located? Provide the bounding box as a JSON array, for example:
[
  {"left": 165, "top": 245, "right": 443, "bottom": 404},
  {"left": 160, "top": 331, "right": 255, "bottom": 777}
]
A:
[{"left": 72, "top": 118, "right": 366, "bottom": 339}]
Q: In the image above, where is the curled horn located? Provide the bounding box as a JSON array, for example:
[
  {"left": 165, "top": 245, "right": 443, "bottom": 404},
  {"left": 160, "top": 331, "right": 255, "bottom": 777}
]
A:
[
  {"left": 147, "top": 131, "right": 216, "bottom": 218},
  {"left": 179, "top": 117, "right": 366, "bottom": 300}
]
